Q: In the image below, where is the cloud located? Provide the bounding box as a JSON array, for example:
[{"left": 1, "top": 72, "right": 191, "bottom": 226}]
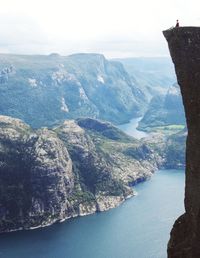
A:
[
  {"left": 0, "top": 0, "right": 200, "bottom": 57},
  {"left": 0, "top": 15, "right": 49, "bottom": 52}
]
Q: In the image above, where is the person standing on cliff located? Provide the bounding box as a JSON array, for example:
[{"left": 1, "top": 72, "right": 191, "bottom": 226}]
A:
[{"left": 176, "top": 19, "right": 179, "bottom": 27}]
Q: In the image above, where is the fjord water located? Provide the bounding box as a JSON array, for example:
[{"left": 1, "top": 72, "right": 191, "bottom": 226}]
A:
[
  {"left": 0, "top": 120, "right": 185, "bottom": 258},
  {"left": 0, "top": 170, "right": 184, "bottom": 258},
  {"left": 118, "top": 117, "right": 147, "bottom": 139}
]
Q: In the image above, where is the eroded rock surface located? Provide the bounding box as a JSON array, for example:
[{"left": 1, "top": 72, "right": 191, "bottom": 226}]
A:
[
  {"left": 163, "top": 27, "right": 200, "bottom": 258},
  {"left": 0, "top": 113, "right": 186, "bottom": 233},
  {"left": 0, "top": 116, "right": 162, "bottom": 233}
]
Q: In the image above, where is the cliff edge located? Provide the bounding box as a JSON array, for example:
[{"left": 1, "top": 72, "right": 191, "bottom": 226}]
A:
[{"left": 163, "top": 27, "right": 200, "bottom": 257}]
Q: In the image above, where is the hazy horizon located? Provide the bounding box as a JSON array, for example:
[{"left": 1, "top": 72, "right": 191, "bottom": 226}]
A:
[
  {"left": 0, "top": 0, "right": 200, "bottom": 58},
  {"left": 0, "top": 52, "right": 172, "bottom": 59}
]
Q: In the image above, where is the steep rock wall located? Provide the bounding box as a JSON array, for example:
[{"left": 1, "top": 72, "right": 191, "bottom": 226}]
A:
[
  {"left": 163, "top": 27, "right": 200, "bottom": 257},
  {"left": 0, "top": 115, "right": 159, "bottom": 233}
]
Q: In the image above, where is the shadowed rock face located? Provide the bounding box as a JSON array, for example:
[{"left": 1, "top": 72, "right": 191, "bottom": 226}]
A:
[
  {"left": 0, "top": 116, "right": 75, "bottom": 232},
  {"left": 163, "top": 27, "right": 200, "bottom": 257},
  {"left": 1, "top": 115, "right": 165, "bottom": 233}
]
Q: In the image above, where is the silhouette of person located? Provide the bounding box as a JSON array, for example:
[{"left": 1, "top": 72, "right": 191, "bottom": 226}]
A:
[{"left": 176, "top": 20, "right": 179, "bottom": 27}]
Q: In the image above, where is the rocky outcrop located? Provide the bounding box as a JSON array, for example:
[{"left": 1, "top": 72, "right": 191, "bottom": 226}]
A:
[
  {"left": 163, "top": 27, "right": 200, "bottom": 257},
  {"left": 0, "top": 116, "right": 75, "bottom": 232},
  {"left": 0, "top": 115, "right": 161, "bottom": 233}
]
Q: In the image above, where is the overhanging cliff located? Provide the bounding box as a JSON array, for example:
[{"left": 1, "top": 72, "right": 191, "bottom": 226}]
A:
[{"left": 163, "top": 27, "right": 200, "bottom": 257}]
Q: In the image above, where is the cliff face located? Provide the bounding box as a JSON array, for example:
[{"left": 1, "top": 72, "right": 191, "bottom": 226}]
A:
[
  {"left": 0, "top": 53, "right": 146, "bottom": 127},
  {"left": 0, "top": 115, "right": 163, "bottom": 233},
  {"left": 163, "top": 27, "right": 200, "bottom": 257},
  {"left": 0, "top": 114, "right": 185, "bottom": 233},
  {"left": 0, "top": 116, "right": 75, "bottom": 231}
]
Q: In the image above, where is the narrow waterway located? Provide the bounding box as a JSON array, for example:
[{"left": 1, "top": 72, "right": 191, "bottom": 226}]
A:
[{"left": 118, "top": 117, "right": 148, "bottom": 139}]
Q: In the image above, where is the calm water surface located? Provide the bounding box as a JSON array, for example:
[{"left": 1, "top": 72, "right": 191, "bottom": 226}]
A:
[
  {"left": 0, "top": 119, "right": 185, "bottom": 258},
  {"left": 118, "top": 117, "right": 148, "bottom": 139},
  {"left": 0, "top": 170, "right": 184, "bottom": 258}
]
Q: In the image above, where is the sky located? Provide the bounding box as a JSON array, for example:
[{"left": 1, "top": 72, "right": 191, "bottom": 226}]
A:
[{"left": 0, "top": 0, "right": 200, "bottom": 58}]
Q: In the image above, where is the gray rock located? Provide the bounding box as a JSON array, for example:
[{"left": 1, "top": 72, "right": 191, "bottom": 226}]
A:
[
  {"left": 164, "top": 26, "right": 200, "bottom": 258},
  {"left": 0, "top": 114, "right": 184, "bottom": 233}
]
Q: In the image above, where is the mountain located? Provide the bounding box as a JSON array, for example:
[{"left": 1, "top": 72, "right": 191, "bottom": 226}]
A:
[
  {"left": 114, "top": 57, "right": 176, "bottom": 100},
  {"left": 0, "top": 112, "right": 186, "bottom": 233},
  {"left": 0, "top": 115, "right": 163, "bottom": 233},
  {"left": 0, "top": 53, "right": 146, "bottom": 128},
  {"left": 0, "top": 53, "right": 186, "bottom": 234},
  {"left": 138, "top": 83, "right": 186, "bottom": 132}
]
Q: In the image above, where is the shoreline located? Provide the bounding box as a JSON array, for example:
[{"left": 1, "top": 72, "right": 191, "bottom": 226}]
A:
[{"left": 0, "top": 183, "right": 138, "bottom": 235}]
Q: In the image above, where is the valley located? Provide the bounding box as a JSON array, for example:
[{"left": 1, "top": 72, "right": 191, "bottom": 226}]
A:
[{"left": 0, "top": 53, "right": 186, "bottom": 258}]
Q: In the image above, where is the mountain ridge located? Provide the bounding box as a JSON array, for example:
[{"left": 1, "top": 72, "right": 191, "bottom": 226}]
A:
[
  {"left": 0, "top": 114, "right": 185, "bottom": 233},
  {"left": 0, "top": 53, "right": 146, "bottom": 128}
]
